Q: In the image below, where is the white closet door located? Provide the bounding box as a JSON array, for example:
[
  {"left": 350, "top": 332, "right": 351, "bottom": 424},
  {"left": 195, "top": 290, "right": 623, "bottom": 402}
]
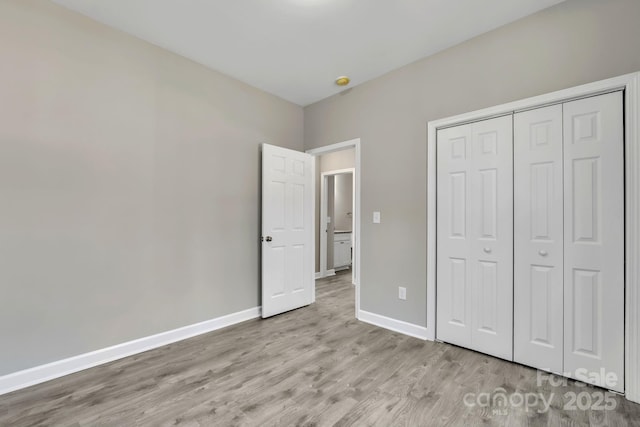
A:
[
  {"left": 437, "top": 123, "right": 473, "bottom": 348},
  {"left": 437, "top": 115, "right": 513, "bottom": 360},
  {"left": 469, "top": 116, "right": 513, "bottom": 360},
  {"left": 514, "top": 105, "right": 564, "bottom": 373},
  {"left": 563, "top": 92, "right": 624, "bottom": 392}
]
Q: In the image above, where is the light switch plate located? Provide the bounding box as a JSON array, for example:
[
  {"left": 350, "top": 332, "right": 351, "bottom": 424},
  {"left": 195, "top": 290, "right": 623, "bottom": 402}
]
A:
[
  {"left": 327, "top": 216, "right": 331, "bottom": 224},
  {"left": 373, "top": 211, "right": 381, "bottom": 223},
  {"left": 399, "top": 287, "right": 406, "bottom": 300}
]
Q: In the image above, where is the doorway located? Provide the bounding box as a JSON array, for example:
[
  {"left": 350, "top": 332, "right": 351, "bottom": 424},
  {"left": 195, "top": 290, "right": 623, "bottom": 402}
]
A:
[
  {"left": 307, "top": 138, "right": 361, "bottom": 319},
  {"left": 320, "top": 169, "right": 355, "bottom": 284}
]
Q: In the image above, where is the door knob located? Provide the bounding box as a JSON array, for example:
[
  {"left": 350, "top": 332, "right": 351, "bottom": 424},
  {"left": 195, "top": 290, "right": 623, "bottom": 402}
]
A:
[
  {"left": 483, "top": 247, "right": 491, "bottom": 253},
  {"left": 265, "top": 236, "right": 273, "bottom": 242},
  {"left": 539, "top": 250, "right": 548, "bottom": 256}
]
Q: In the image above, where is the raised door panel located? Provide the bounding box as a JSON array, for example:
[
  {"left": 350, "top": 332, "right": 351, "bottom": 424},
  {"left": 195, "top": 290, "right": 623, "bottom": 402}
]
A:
[
  {"left": 469, "top": 115, "right": 513, "bottom": 361},
  {"left": 437, "top": 124, "right": 473, "bottom": 347},
  {"left": 264, "top": 155, "right": 288, "bottom": 300},
  {"left": 514, "top": 105, "right": 564, "bottom": 373},
  {"left": 563, "top": 92, "right": 624, "bottom": 392}
]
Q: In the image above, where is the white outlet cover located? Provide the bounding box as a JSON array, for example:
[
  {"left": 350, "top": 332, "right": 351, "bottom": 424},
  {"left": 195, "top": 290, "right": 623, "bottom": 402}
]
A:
[
  {"left": 373, "top": 211, "right": 381, "bottom": 223},
  {"left": 327, "top": 216, "right": 331, "bottom": 224},
  {"left": 398, "top": 286, "right": 406, "bottom": 300}
]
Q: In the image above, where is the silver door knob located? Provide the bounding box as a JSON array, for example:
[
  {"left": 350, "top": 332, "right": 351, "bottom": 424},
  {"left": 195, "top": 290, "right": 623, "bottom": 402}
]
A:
[
  {"left": 539, "top": 250, "right": 548, "bottom": 256},
  {"left": 265, "top": 236, "right": 273, "bottom": 242},
  {"left": 483, "top": 247, "right": 491, "bottom": 253}
]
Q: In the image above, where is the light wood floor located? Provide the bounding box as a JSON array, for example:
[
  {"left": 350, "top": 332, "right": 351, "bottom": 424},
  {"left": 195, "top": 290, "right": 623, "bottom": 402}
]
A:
[{"left": 1, "top": 270, "right": 639, "bottom": 426}]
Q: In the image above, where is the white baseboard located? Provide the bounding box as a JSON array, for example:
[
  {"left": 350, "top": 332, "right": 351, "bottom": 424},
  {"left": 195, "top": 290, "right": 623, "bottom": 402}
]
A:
[
  {"left": 315, "top": 270, "right": 336, "bottom": 279},
  {"left": 358, "top": 310, "right": 428, "bottom": 340},
  {"left": 0, "top": 306, "right": 261, "bottom": 396}
]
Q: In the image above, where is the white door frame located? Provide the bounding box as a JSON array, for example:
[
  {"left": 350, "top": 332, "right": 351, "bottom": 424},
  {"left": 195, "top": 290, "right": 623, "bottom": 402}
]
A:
[
  {"left": 307, "top": 138, "right": 361, "bottom": 319},
  {"left": 427, "top": 72, "right": 640, "bottom": 403},
  {"left": 320, "top": 168, "right": 355, "bottom": 280}
]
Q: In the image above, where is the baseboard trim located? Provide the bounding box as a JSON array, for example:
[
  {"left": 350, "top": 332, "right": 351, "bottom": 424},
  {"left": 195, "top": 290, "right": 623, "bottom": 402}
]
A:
[
  {"left": 0, "top": 306, "right": 261, "bottom": 396},
  {"left": 358, "top": 310, "right": 428, "bottom": 340},
  {"left": 316, "top": 270, "right": 337, "bottom": 279}
]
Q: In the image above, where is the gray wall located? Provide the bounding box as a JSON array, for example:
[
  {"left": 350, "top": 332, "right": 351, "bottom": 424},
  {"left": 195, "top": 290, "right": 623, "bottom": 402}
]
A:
[
  {"left": 328, "top": 173, "right": 352, "bottom": 271},
  {"left": 304, "top": 0, "right": 640, "bottom": 327},
  {"left": 334, "top": 174, "right": 353, "bottom": 232},
  {"left": 326, "top": 177, "right": 335, "bottom": 270},
  {"left": 320, "top": 149, "right": 356, "bottom": 173},
  {"left": 0, "top": 0, "right": 303, "bottom": 375},
  {"left": 314, "top": 149, "right": 355, "bottom": 272}
]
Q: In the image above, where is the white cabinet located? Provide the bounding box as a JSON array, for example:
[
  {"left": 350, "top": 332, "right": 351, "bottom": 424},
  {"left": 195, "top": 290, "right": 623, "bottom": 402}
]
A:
[{"left": 333, "top": 232, "right": 352, "bottom": 269}]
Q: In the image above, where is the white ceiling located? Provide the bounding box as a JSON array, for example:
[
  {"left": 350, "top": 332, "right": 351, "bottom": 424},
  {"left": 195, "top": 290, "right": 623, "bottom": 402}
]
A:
[{"left": 52, "top": 0, "right": 565, "bottom": 106}]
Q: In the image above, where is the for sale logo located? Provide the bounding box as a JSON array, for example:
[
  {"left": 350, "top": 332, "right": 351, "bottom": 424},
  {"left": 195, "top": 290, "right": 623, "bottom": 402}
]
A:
[
  {"left": 538, "top": 368, "right": 619, "bottom": 389},
  {"left": 463, "top": 387, "right": 553, "bottom": 415},
  {"left": 462, "top": 368, "right": 619, "bottom": 416}
]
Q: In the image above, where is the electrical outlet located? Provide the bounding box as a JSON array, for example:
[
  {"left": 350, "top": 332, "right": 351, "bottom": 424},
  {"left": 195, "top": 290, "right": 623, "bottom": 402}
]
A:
[
  {"left": 373, "top": 211, "right": 381, "bottom": 223},
  {"left": 398, "top": 286, "right": 406, "bottom": 300}
]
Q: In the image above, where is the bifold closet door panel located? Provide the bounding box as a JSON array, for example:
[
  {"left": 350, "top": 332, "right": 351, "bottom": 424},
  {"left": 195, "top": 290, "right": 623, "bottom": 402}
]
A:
[
  {"left": 437, "top": 123, "right": 473, "bottom": 348},
  {"left": 563, "top": 91, "right": 624, "bottom": 392},
  {"left": 437, "top": 115, "right": 513, "bottom": 360},
  {"left": 469, "top": 116, "right": 513, "bottom": 360},
  {"left": 514, "top": 105, "right": 564, "bottom": 373}
]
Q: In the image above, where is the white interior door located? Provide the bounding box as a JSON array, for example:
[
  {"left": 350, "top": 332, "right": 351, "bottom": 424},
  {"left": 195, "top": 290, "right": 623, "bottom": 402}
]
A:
[
  {"left": 261, "top": 143, "right": 313, "bottom": 318},
  {"left": 563, "top": 92, "right": 625, "bottom": 392},
  {"left": 437, "top": 115, "right": 513, "bottom": 360},
  {"left": 514, "top": 104, "right": 564, "bottom": 373}
]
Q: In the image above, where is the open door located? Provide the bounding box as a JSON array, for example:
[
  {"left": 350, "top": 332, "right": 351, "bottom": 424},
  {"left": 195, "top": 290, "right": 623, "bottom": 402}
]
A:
[{"left": 261, "top": 143, "right": 314, "bottom": 318}]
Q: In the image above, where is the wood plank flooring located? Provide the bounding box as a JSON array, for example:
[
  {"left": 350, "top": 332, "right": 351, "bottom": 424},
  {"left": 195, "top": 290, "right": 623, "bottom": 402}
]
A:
[{"left": 1, "top": 270, "right": 640, "bottom": 426}]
